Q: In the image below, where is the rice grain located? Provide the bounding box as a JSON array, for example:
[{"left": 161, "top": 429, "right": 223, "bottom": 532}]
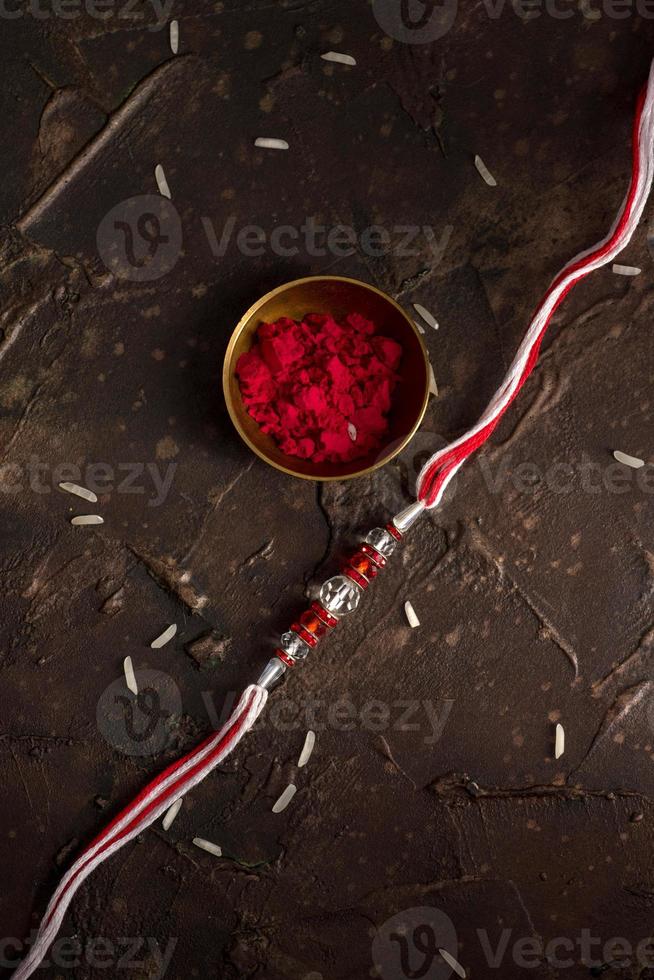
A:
[
  {"left": 151, "top": 624, "right": 177, "bottom": 649},
  {"left": 612, "top": 264, "right": 641, "bottom": 276},
  {"left": 413, "top": 303, "right": 439, "bottom": 331},
  {"left": 272, "top": 784, "right": 297, "bottom": 813},
  {"left": 162, "top": 798, "right": 182, "bottom": 831},
  {"left": 155, "top": 164, "right": 172, "bottom": 199},
  {"left": 170, "top": 19, "right": 179, "bottom": 54},
  {"left": 555, "top": 722, "right": 565, "bottom": 760},
  {"left": 321, "top": 51, "right": 357, "bottom": 66},
  {"left": 193, "top": 837, "right": 222, "bottom": 857},
  {"left": 428, "top": 362, "right": 439, "bottom": 397},
  {"left": 298, "top": 731, "right": 316, "bottom": 768},
  {"left": 439, "top": 948, "right": 466, "bottom": 978},
  {"left": 254, "top": 138, "right": 289, "bottom": 151},
  {"left": 474, "top": 154, "right": 497, "bottom": 187},
  {"left": 613, "top": 450, "right": 645, "bottom": 469},
  {"left": 404, "top": 600, "right": 420, "bottom": 628},
  {"left": 123, "top": 656, "right": 138, "bottom": 695},
  {"left": 59, "top": 482, "right": 98, "bottom": 503}
]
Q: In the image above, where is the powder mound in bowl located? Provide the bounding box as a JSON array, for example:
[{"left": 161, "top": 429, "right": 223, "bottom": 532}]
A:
[{"left": 236, "top": 312, "right": 403, "bottom": 464}]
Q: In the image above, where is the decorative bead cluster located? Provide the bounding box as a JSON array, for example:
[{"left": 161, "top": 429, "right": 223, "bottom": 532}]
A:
[{"left": 274, "top": 524, "right": 402, "bottom": 669}]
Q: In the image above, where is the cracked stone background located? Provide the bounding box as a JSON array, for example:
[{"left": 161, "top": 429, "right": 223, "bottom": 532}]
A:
[{"left": 2, "top": 1, "right": 654, "bottom": 978}]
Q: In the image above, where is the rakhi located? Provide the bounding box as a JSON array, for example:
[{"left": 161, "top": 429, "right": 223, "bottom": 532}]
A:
[{"left": 13, "top": 61, "right": 654, "bottom": 980}]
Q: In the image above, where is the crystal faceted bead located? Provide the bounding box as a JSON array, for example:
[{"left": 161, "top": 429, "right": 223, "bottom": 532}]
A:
[
  {"left": 319, "top": 575, "right": 362, "bottom": 615},
  {"left": 280, "top": 630, "right": 311, "bottom": 661},
  {"left": 364, "top": 527, "right": 397, "bottom": 558}
]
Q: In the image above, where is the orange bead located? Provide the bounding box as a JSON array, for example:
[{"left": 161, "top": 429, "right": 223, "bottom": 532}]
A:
[
  {"left": 347, "top": 551, "right": 379, "bottom": 580},
  {"left": 311, "top": 600, "right": 338, "bottom": 627},
  {"left": 361, "top": 543, "right": 387, "bottom": 568},
  {"left": 298, "top": 610, "right": 328, "bottom": 638}
]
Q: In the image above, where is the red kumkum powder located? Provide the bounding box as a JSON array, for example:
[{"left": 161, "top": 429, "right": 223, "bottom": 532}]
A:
[{"left": 236, "top": 311, "right": 403, "bottom": 463}]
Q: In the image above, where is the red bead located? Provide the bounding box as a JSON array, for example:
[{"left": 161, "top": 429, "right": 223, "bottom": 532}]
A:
[
  {"left": 299, "top": 610, "right": 328, "bottom": 639},
  {"left": 311, "top": 600, "right": 338, "bottom": 627},
  {"left": 386, "top": 522, "right": 402, "bottom": 541},
  {"left": 275, "top": 648, "right": 295, "bottom": 668},
  {"left": 346, "top": 551, "right": 379, "bottom": 580},
  {"left": 291, "top": 623, "right": 319, "bottom": 647},
  {"left": 361, "top": 543, "right": 387, "bottom": 568},
  {"left": 342, "top": 567, "right": 369, "bottom": 590}
]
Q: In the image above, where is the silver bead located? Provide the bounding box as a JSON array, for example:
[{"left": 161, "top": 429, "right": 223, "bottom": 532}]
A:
[
  {"left": 319, "top": 575, "right": 361, "bottom": 615},
  {"left": 364, "top": 527, "right": 397, "bottom": 558},
  {"left": 280, "top": 630, "right": 311, "bottom": 662},
  {"left": 257, "top": 658, "right": 287, "bottom": 690},
  {"left": 392, "top": 501, "right": 425, "bottom": 533}
]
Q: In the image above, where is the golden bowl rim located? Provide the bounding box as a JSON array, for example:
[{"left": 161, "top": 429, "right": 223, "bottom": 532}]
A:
[{"left": 222, "top": 274, "right": 431, "bottom": 482}]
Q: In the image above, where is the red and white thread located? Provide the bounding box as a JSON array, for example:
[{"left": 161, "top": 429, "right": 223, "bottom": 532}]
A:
[
  {"left": 417, "top": 63, "right": 654, "bottom": 510},
  {"left": 12, "top": 685, "right": 267, "bottom": 980},
  {"left": 12, "top": 64, "right": 654, "bottom": 980}
]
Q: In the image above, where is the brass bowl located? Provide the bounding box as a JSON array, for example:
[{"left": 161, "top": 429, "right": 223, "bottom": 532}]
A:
[{"left": 223, "top": 275, "right": 430, "bottom": 481}]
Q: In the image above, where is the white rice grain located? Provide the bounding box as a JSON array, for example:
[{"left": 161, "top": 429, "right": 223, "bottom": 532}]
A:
[
  {"left": 170, "top": 19, "right": 179, "bottom": 54},
  {"left": 555, "top": 722, "right": 565, "bottom": 760},
  {"left": 59, "top": 482, "right": 98, "bottom": 503},
  {"left": 151, "top": 623, "right": 177, "bottom": 649},
  {"left": 321, "top": 51, "right": 357, "bottom": 66},
  {"left": 272, "top": 783, "right": 297, "bottom": 813},
  {"left": 613, "top": 449, "right": 645, "bottom": 469},
  {"left": 123, "top": 656, "right": 138, "bottom": 695},
  {"left": 474, "top": 154, "right": 497, "bottom": 187},
  {"left": 413, "top": 318, "right": 425, "bottom": 334},
  {"left": 298, "top": 731, "right": 316, "bottom": 768},
  {"left": 155, "top": 164, "right": 172, "bottom": 199},
  {"left": 413, "top": 303, "right": 439, "bottom": 331},
  {"left": 254, "top": 137, "right": 289, "bottom": 151},
  {"left": 439, "top": 948, "right": 467, "bottom": 978},
  {"left": 193, "top": 837, "right": 222, "bottom": 857},
  {"left": 428, "top": 362, "right": 439, "bottom": 397},
  {"left": 162, "top": 798, "right": 182, "bottom": 831},
  {"left": 348, "top": 422, "right": 357, "bottom": 442},
  {"left": 404, "top": 600, "right": 420, "bottom": 629},
  {"left": 612, "top": 263, "right": 641, "bottom": 277},
  {"left": 70, "top": 515, "right": 104, "bottom": 526}
]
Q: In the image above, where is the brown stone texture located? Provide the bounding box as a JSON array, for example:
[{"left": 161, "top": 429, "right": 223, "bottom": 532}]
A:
[{"left": 2, "top": 2, "right": 654, "bottom": 979}]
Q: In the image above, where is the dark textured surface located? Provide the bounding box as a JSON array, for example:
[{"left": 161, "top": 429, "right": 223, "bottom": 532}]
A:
[{"left": 2, "top": 3, "right": 654, "bottom": 978}]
